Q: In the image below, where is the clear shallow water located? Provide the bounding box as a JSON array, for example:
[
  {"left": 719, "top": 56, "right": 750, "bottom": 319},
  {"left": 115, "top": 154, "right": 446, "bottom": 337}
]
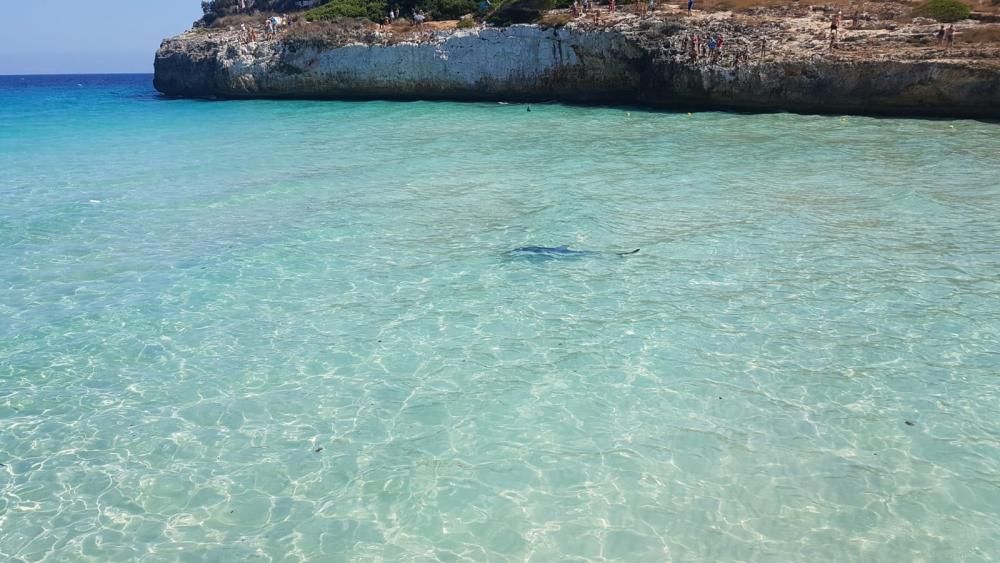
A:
[{"left": 1, "top": 74, "right": 1000, "bottom": 562}]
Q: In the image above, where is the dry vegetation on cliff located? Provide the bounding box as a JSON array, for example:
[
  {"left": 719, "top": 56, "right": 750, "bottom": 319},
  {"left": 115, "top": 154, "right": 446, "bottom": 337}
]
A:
[{"left": 197, "top": 0, "right": 1000, "bottom": 67}]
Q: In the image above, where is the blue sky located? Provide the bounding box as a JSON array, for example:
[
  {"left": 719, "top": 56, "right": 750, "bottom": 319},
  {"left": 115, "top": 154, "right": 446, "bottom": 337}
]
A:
[{"left": 0, "top": 0, "right": 202, "bottom": 75}]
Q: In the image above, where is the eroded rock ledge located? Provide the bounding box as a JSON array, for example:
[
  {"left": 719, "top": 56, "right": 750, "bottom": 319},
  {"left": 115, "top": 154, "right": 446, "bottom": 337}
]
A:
[{"left": 154, "top": 13, "right": 1000, "bottom": 118}]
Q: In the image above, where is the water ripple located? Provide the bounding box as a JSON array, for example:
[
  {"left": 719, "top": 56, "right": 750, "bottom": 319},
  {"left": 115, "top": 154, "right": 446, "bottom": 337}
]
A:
[{"left": 1, "top": 77, "right": 1000, "bottom": 561}]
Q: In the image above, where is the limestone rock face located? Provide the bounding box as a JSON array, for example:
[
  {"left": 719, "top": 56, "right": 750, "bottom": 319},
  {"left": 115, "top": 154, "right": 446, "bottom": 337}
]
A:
[
  {"left": 154, "top": 24, "right": 1000, "bottom": 118},
  {"left": 156, "top": 26, "right": 643, "bottom": 102},
  {"left": 154, "top": 35, "right": 224, "bottom": 97},
  {"left": 643, "top": 59, "right": 1000, "bottom": 117}
]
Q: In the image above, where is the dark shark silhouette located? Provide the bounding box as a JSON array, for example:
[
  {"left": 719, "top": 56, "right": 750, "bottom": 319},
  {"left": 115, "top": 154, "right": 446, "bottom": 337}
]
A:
[{"left": 509, "top": 246, "right": 640, "bottom": 259}]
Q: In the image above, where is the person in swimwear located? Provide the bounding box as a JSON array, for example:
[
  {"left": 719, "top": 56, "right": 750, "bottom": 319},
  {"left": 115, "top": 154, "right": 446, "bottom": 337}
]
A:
[{"left": 829, "top": 11, "right": 842, "bottom": 49}]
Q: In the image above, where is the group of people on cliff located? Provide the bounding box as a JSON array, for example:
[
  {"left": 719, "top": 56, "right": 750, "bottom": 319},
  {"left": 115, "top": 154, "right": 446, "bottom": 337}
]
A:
[
  {"left": 378, "top": 6, "right": 432, "bottom": 29},
  {"left": 237, "top": 14, "right": 286, "bottom": 43},
  {"left": 828, "top": 11, "right": 863, "bottom": 49},
  {"left": 936, "top": 24, "right": 956, "bottom": 51},
  {"left": 827, "top": 10, "right": 957, "bottom": 52},
  {"left": 570, "top": 0, "right": 658, "bottom": 20},
  {"left": 679, "top": 32, "right": 765, "bottom": 69}
]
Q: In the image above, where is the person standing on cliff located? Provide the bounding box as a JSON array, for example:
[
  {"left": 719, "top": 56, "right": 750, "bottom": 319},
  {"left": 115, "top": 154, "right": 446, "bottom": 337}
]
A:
[
  {"left": 687, "top": 0, "right": 694, "bottom": 14},
  {"left": 610, "top": 0, "right": 616, "bottom": 14},
  {"left": 829, "top": 12, "right": 841, "bottom": 50},
  {"left": 945, "top": 25, "right": 955, "bottom": 51},
  {"left": 936, "top": 25, "right": 945, "bottom": 45}
]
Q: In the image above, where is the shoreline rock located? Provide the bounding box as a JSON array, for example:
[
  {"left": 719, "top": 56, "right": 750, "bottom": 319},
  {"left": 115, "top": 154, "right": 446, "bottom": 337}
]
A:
[{"left": 154, "top": 12, "right": 1000, "bottom": 118}]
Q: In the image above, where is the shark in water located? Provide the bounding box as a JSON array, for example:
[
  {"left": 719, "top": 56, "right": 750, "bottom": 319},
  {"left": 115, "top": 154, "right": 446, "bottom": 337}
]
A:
[{"left": 509, "top": 246, "right": 640, "bottom": 259}]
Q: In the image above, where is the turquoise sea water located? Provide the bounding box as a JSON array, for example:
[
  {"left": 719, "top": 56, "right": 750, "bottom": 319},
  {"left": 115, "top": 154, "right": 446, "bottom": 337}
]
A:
[{"left": 1, "top": 74, "right": 1000, "bottom": 561}]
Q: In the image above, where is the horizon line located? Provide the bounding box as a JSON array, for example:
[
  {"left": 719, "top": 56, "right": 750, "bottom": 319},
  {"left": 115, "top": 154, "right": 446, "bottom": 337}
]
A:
[{"left": 0, "top": 72, "right": 154, "bottom": 77}]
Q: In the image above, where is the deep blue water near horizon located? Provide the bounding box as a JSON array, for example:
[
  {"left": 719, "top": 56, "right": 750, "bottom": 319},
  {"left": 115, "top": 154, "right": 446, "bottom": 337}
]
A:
[{"left": 2, "top": 74, "right": 1000, "bottom": 561}]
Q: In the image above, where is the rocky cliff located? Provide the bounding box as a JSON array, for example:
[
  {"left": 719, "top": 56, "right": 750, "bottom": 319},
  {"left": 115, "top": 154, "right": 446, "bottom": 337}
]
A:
[
  {"left": 154, "top": 10, "right": 1000, "bottom": 118},
  {"left": 155, "top": 26, "right": 644, "bottom": 103}
]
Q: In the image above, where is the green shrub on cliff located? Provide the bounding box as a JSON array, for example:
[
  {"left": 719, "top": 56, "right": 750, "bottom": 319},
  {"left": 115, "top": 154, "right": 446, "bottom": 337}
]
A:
[
  {"left": 428, "top": 0, "right": 479, "bottom": 19},
  {"left": 912, "top": 0, "right": 972, "bottom": 23},
  {"left": 306, "top": 0, "right": 386, "bottom": 21},
  {"left": 486, "top": 0, "right": 555, "bottom": 25},
  {"left": 305, "top": 0, "right": 477, "bottom": 21},
  {"left": 202, "top": 0, "right": 309, "bottom": 21}
]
